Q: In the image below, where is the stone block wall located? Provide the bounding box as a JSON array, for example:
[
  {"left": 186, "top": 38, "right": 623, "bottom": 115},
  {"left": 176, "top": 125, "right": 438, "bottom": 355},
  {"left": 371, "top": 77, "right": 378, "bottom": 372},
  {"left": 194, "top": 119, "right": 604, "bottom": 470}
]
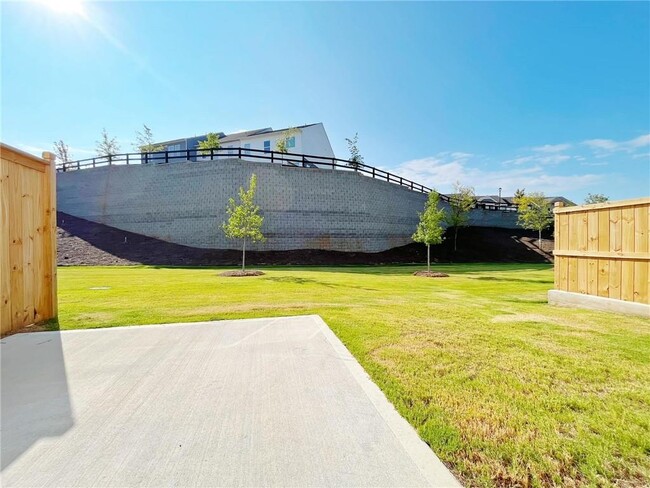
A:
[{"left": 57, "top": 158, "right": 520, "bottom": 252}]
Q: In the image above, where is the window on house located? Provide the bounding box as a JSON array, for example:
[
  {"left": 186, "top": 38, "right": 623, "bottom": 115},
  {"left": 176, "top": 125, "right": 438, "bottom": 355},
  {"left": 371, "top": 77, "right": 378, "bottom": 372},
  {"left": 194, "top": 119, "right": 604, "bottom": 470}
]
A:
[
  {"left": 263, "top": 140, "right": 271, "bottom": 152},
  {"left": 286, "top": 136, "right": 295, "bottom": 149},
  {"left": 244, "top": 143, "right": 251, "bottom": 155}
]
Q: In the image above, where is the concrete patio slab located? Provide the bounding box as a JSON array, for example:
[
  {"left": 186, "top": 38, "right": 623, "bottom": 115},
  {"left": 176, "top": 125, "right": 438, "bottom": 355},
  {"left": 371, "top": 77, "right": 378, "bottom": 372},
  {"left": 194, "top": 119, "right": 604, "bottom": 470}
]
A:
[{"left": 1, "top": 315, "right": 460, "bottom": 487}]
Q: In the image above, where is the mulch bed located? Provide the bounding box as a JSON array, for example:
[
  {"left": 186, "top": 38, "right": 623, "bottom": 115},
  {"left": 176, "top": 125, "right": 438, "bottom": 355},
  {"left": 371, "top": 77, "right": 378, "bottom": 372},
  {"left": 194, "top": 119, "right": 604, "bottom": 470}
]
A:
[
  {"left": 413, "top": 271, "right": 450, "bottom": 278},
  {"left": 56, "top": 212, "right": 554, "bottom": 266},
  {"left": 219, "top": 270, "right": 265, "bottom": 277}
]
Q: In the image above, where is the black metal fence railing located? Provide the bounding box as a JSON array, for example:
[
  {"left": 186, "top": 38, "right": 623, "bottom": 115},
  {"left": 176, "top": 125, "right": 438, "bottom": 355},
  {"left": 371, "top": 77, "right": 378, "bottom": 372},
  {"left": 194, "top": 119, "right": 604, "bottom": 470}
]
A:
[{"left": 57, "top": 146, "right": 445, "bottom": 198}]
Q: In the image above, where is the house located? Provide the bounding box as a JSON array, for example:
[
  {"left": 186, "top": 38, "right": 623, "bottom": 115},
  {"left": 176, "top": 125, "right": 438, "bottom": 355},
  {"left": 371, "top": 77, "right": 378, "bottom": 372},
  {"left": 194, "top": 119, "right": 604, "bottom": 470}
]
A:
[
  {"left": 154, "top": 123, "right": 335, "bottom": 162},
  {"left": 475, "top": 195, "right": 575, "bottom": 211}
]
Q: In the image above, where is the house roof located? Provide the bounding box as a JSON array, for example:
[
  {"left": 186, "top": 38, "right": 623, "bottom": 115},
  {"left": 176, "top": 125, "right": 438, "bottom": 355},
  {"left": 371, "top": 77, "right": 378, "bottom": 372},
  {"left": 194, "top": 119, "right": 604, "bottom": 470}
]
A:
[{"left": 156, "top": 123, "right": 321, "bottom": 146}]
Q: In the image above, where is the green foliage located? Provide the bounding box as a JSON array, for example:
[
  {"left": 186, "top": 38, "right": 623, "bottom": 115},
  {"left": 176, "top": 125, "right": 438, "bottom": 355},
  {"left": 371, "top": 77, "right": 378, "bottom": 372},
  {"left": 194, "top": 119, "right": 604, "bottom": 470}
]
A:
[
  {"left": 445, "top": 182, "right": 475, "bottom": 251},
  {"left": 584, "top": 193, "right": 609, "bottom": 204},
  {"left": 413, "top": 191, "right": 446, "bottom": 271},
  {"left": 96, "top": 128, "right": 120, "bottom": 158},
  {"left": 222, "top": 174, "right": 265, "bottom": 270},
  {"left": 513, "top": 188, "right": 526, "bottom": 203},
  {"left": 275, "top": 127, "right": 299, "bottom": 154},
  {"left": 198, "top": 132, "right": 221, "bottom": 154},
  {"left": 134, "top": 124, "right": 165, "bottom": 153},
  {"left": 345, "top": 133, "right": 364, "bottom": 169},
  {"left": 516, "top": 192, "right": 554, "bottom": 245}
]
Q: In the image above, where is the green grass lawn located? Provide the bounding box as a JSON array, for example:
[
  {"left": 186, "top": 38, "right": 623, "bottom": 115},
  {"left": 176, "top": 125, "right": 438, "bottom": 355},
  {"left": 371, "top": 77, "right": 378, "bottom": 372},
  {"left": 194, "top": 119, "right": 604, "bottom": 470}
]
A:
[{"left": 56, "top": 264, "right": 649, "bottom": 487}]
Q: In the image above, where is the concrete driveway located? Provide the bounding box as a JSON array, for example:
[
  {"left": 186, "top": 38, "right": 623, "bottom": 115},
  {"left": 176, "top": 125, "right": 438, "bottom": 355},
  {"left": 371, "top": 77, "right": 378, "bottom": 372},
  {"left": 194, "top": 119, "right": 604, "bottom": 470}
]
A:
[{"left": 1, "top": 315, "right": 460, "bottom": 487}]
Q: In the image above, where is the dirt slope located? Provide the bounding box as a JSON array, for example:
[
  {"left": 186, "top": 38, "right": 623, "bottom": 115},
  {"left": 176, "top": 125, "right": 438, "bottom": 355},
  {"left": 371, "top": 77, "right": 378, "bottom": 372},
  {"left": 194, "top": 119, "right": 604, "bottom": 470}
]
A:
[{"left": 57, "top": 212, "right": 553, "bottom": 266}]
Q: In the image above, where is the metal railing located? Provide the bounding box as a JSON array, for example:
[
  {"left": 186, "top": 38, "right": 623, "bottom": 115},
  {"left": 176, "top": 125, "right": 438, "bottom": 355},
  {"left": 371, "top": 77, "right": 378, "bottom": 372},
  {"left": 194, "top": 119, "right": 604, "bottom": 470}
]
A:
[{"left": 57, "top": 146, "right": 444, "bottom": 198}]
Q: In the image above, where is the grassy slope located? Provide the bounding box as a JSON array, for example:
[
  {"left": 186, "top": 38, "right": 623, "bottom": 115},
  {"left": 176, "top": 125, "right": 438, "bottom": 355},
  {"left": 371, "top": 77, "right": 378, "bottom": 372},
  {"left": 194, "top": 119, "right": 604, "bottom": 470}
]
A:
[{"left": 57, "top": 264, "right": 650, "bottom": 487}]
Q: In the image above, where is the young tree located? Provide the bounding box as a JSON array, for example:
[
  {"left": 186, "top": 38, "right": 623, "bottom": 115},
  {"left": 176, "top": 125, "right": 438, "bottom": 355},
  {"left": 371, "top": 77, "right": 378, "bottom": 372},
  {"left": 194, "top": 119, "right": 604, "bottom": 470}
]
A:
[
  {"left": 53, "top": 140, "right": 72, "bottom": 170},
  {"left": 444, "top": 182, "right": 475, "bottom": 251},
  {"left": 133, "top": 124, "right": 165, "bottom": 153},
  {"left": 584, "top": 193, "right": 609, "bottom": 205},
  {"left": 198, "top": 132, "right": 221, "bottom": 155},
  {"left": 222, "top": 174, "right": 265, "bottom": 272},
  {"left": 275, "top": 127, "right": 300, "bottom": 154},
  {"left": 513, "top": 188, "right": 526, "bottom": 204},
  {"left": 516, "top": 192, "right": 554, "bottom": 247},
  {"left": 345, "top": 133, "right": 364, "bottom": 169},
  {"left": 412, "top": 191, "right": 446, "bottom": 272},
  {"left": 96, "top": 129, "right": 120, "bottom": 162}
]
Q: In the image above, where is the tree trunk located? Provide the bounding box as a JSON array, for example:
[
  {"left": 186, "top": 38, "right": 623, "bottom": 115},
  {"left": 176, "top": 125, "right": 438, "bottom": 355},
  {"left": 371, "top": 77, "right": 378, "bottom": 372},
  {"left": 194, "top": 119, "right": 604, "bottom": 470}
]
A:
[
  {"left": 242, "top": 238, "right": 246, "bottom": 272},
  {"left": 538, "top": 229, "right": 542, "bottom": 249},
  {"left": 454, "top": 227, "right": 458, "bottom": 252},
  {"left": 427, "top": 244, "right": 430, "bottom": 272}
]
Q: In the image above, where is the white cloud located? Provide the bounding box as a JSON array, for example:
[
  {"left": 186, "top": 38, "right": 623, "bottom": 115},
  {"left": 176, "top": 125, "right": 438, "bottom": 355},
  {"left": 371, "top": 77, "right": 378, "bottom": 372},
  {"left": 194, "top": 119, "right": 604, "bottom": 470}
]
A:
[
  {"left": 503, "top": 154, "right": 570, "bottom": 166},
  {"left": 393, "top": 152, "right": 602, "bottom": 196},
  {"left": 582, "top": 138, "right": 618, "bottom": 151},
  {"left": 628, "top": 134, "right": 650, "bottom": 148},
  {"left": 580, "top": 161, "right": 609, "bottom": 167},
  {"left": 533, "top": 143, "right": 571, "bottom": 153},
  {"left": 582, "top": 133, "right": 650, "bottom": 153}
]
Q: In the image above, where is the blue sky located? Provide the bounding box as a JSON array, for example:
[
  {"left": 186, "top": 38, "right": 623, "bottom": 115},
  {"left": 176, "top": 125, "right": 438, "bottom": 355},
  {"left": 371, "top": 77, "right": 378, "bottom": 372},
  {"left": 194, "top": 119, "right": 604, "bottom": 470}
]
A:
[{"left": 2, "top": 1, "right": 649, "bottom": 202}]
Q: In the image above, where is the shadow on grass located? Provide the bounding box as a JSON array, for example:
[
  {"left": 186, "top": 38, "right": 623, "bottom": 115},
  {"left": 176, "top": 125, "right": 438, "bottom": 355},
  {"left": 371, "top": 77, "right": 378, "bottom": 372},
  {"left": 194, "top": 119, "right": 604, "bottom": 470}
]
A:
[
  {"left": 471, "top": 276, "right": 554, "bottom": 284},
  {"left": 262, "top": 275, "right": 379, "bottom": 291},
  {"left": 149, "top": 263, "right": 553, "bottom": 277}
]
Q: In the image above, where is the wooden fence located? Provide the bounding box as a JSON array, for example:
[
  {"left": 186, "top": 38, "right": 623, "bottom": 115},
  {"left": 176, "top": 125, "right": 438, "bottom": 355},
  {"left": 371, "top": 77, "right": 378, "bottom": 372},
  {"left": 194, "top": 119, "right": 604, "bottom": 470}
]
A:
[
  {"left": 553, "top": 198, "right": 649, "bottom": 304},
  {"left": 1, "top": 144, "right": 58, "bottom": 334}
]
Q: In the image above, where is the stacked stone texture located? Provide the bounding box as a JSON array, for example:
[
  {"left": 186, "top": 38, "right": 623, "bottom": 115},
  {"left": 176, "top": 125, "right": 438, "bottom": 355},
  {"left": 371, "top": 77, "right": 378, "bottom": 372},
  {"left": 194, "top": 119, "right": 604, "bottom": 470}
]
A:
[{"left": 57, "top": 158, "right": 518, "bottom": 252}]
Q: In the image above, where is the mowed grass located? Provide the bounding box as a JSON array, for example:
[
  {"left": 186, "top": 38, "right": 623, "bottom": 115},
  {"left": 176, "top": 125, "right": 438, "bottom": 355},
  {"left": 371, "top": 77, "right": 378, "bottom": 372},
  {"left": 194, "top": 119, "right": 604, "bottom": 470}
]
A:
[{"left": 56, "top": 264, "right": 649, "bottom": 487}]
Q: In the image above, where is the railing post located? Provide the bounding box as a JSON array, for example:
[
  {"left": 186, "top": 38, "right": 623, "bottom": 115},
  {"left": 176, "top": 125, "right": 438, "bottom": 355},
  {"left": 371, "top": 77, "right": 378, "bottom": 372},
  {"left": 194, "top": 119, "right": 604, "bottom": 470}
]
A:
[
  {"left": 165, "top": 151, "right": 169, "bottom": 164},
  {"left": 372, "top": 167, "right": 375, "bottom": 178},
  {"left": 302, "top": 155, "right": 306, "bottom": 168},
  {"left": 187, "top": 149, "right": 190, "bottom": 161},
  {"left": 126, "top": 153, "right": 130, "bottom": 165},
  {"left": 411, "top": 181, "right": 413, "bottom": 190},
  {"left": 210, "top": 148, "right": 214, "bottom": 160},
  {"left": 271, "top": 151, "right": 274, "bottom": 164},
  {"left": 238, "top": 147, "right": 242, "bottom": 159}
]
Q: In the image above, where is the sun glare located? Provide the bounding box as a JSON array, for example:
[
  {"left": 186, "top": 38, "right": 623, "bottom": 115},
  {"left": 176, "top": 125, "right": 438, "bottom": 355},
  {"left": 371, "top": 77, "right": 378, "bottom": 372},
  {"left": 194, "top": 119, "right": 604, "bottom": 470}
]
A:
[{"left": 42, "top": 0, "right": 85, "bottom": 15}]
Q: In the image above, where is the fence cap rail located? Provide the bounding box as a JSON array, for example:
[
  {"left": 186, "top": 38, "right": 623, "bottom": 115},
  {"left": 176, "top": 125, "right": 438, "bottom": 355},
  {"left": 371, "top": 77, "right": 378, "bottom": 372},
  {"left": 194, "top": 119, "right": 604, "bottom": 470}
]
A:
[{"left": 554, "top": 197, "right": 650, "bottom": 213}]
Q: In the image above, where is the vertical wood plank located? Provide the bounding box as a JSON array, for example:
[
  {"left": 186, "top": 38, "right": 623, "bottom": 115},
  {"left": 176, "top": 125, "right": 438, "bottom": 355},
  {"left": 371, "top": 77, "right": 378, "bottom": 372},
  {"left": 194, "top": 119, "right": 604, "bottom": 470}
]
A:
[
  {"left": 21, "top": 169, "right": 36, "bottom": 325},
  {"left": 608, "top": 209, "right": 622, "bottom": 299},
  {"left": 576, "top": 211, "right": 588, "bottom": 293},
  {"left": 621, "top": 206, "right": 635, "bottom": 301},
  {"left": 567, "top": 212, "right": 579, "bottom": 292},
  {"left": 558, "top": 213, "right": 569, "bottom": 291},
  {"left": 8, "top": 163, "right": 26, "bottom": 327},
  {"left": 634, "top": 205, "right": 649, "bottom": 303},
  {"left": 42, "top": 151, "right": 58, "bottom": 317},
  {"left": 33, "top": 172, "right": 45, "bottom": 322},
  {"left": 587, "top": 210, "right": 598, "bottom": 295},
  {"left": 597, "top": 209, "right": 610, "bottom": 297},
  {"left": 0, "top": 159, "right": 11, "bottom": 333}
]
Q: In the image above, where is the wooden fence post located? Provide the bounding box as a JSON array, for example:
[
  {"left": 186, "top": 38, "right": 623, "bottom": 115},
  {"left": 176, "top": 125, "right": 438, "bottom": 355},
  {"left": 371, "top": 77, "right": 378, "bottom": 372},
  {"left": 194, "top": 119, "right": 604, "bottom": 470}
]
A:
[{"left": 41, "top": 151, "right": 58, "bottom": 318}]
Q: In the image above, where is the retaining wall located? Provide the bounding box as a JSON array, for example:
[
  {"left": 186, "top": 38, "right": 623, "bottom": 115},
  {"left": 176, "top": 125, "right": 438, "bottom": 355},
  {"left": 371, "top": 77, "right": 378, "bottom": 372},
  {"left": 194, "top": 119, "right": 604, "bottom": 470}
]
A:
[{"left": 57, "top": 158, "right": 519, "bottom": 252}]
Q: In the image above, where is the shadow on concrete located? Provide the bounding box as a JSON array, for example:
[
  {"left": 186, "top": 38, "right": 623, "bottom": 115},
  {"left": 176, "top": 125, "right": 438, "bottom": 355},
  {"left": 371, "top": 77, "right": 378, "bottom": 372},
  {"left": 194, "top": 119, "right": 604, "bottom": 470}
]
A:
[{"left": 1, "top": 329, "right": 74, "bottom": 470}]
